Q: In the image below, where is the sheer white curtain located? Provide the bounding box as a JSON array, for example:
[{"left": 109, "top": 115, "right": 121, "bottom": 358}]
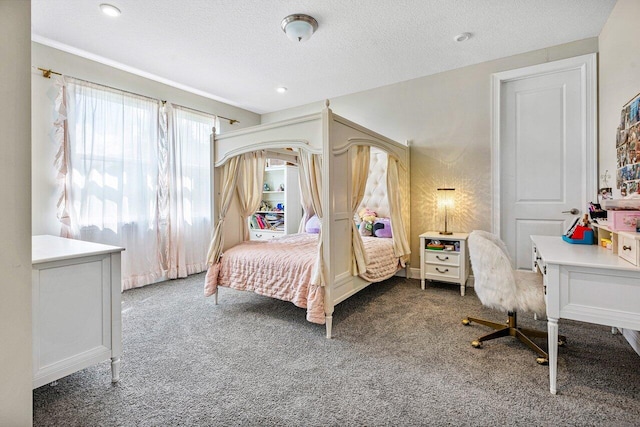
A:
[
  {"left": 64, "top": 79, "right": 164, "bottom": 289},
  {"left": 58, "top": 79, "right": 215, "bottom": 290},
  {"left": 166, "top": 105, "right": 214, "bottom": 278}
]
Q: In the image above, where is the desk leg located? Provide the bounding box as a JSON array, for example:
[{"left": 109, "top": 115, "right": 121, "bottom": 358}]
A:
[
  {"left": 421, "top": 278, "right": 425, "bottom": 290},
  {"left": 548, "top": 317, "right": 559, "bottom": 394}
]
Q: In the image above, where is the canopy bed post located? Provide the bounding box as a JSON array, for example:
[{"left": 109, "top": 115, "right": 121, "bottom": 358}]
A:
[{"left": 321, "top": 102, "right": 335, "bottom": 338}]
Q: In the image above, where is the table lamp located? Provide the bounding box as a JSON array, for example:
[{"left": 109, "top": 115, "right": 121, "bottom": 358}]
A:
[{"left": 437, "top": 188, "right": 455, "bottom": 235}]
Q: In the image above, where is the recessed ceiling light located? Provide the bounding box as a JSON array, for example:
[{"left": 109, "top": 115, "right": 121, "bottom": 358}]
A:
[
  {"left": 100, "top": 3, "right": 121, "bottom": 17},
  {"left": 454, "top": 32, "right": 472, "bottom": 42},
  {"left": 276, "top": 87, "right": 288, "bottom": 93}
]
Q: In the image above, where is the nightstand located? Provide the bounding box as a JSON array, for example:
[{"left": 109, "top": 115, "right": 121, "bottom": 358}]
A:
[{"left": 419, "top": 231, "right": 470, "bottom": 296}]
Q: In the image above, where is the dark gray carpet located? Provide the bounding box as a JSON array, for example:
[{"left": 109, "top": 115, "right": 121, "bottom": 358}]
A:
[{"left": 33, "top": 274, "right": 640, "bottom": 426}]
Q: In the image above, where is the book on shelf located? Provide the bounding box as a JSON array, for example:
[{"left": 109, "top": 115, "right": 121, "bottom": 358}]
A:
[
  {"left": 251, "top": 212, "right": 286, "bottom": 231},
  {"left": 251, "top": 213, "right": 267, "bottom": 229}
]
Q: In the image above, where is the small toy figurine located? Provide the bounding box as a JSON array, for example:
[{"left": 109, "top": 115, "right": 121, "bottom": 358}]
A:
[
  {"left": 581, "top": 213, "right": 590, "bottom": 227},
  {"left": 278, "top": 183, "right": 285, "bottom": 191},
  {"left": 263, "top": 183, "right": 270, "bottom": 191}
]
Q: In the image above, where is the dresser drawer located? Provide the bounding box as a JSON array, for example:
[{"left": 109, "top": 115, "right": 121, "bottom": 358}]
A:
[
  {"left": 425, "top": 264, "right": 460, "bottom": 280},
  {"left": 618, "top": 235, "right": 639, "bottom": 266},
  {"left": 249, "top": 230, "right": 282, "bottom": 241},
  {"left": 425, "top": 251, "right": 460, "bottom": 266}
]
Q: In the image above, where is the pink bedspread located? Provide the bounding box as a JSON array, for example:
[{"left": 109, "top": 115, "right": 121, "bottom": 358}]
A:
[{"left": 204, "top": 233, "right": 399, "bottom": 324}]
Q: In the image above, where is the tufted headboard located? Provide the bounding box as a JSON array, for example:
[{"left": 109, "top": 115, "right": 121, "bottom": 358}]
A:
[{"left": 358, "top": 147, "right": 390, "bottom": 218}]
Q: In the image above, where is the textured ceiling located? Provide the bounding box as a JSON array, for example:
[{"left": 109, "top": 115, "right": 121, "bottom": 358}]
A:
[{"left": 31, "top": 0, "right": 616, "bottom": 114}]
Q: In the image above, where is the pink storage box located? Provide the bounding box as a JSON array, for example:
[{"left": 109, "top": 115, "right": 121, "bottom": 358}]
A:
[{"left": 607, "top": 210, "right": 640, "bottom": 231}]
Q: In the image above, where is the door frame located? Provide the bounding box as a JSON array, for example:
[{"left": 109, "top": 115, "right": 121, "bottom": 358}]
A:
[{"left": 490, "top": 53, "right": 598, "bottom": 237}]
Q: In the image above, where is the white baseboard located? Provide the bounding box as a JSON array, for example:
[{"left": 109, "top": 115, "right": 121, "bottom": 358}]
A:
[{"left": 622, "top": 329, "right": 640, "bottom": 356}]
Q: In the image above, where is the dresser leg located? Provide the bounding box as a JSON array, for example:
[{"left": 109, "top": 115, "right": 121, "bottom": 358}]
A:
[
  {"left": 111, "top": 357, "right": 121, "bottom": 383},
  {"left": 460, "top": 284, "right": 465, "bottom": 296},
  {"left": 421, "top": 279, "right": 425, "bottom": 290}
]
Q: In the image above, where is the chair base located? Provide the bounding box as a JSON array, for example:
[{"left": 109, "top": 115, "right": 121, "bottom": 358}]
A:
[{"left": 463, "top": 311, "right": 566, "bottom": 364}]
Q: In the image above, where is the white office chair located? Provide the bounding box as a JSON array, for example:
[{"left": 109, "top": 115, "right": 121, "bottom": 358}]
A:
[{"left": 463, "top": 230, "right": 565, "bottom": 364}]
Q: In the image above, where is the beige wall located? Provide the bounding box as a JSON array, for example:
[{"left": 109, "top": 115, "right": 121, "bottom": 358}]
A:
[
  {"left": 0, "top": 0, "right": 33, "bottom": 424},
  {"left": 31, "top": 42, "right": 261, "bottom": 235},
  {"left": 262, "top": 38, "right": 598, "bottom": 267},
  {"left": 599, "top": 0, "right": 640, "bottom": 354}
]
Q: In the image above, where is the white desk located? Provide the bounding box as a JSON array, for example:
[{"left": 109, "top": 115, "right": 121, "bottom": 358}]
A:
[
  {"left": 32, "top": 235, "right": 124, "bottom": 388},
  {"left": 530, "top": 235, "right": 640, "bottom": 394}
]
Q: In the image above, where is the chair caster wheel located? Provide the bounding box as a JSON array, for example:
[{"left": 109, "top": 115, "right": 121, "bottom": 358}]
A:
[
  {"left": 462, "top": 319, "right": 470, "bottom": 326},
  {"left": 536, "top": 357, "right": 548, "bottom": 365},
  {"left": 471, "top": 340, "right": 482, "bottom": 348},
  {"left": 558, "top": 338, "right": 567, "bottom": 346}
]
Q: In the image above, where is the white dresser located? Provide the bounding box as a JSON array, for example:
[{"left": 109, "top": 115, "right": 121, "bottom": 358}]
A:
[{"left": 32, "top": 235, "right": 124, "bottom": 389}]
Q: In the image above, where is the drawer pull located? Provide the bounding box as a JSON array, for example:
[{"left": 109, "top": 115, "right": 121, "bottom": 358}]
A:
[
  {"left": 436, "top": 255, "right": 449, "bottom": 261},
  {"left": 623, "top": 245, "right": 632, "bottom": 251},
  {"left": 435, "top": 267, "right": 449, "bottom": 274},
  {"left": 255, "top": 234, "right": 262, "bottom": 238}
]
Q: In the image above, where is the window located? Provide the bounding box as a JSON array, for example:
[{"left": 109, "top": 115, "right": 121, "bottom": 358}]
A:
[{"left": 59, "top": 78, "right": 214, "bottom": 289}]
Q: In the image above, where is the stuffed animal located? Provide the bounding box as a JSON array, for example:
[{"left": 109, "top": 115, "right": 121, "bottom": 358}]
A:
[
  {"left": 373, "top": 218, "right": 392, "bottom": 238},
  {"left": 358, "top": 208, "right": 377, "bottom": 236}
]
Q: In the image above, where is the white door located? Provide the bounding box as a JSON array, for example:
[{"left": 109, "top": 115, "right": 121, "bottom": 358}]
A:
[{"left": 495, "top": 55, "right": 597, "bottom": 269}]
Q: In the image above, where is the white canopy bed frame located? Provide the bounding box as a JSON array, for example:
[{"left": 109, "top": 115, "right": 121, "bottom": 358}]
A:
[{"left": 206, "top": 102, "right": 410, "bottom": 338}]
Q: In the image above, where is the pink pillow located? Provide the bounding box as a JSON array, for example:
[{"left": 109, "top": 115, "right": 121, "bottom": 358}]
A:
[{"left": 373, "top": 218, "right": 392, "bottom": 238}]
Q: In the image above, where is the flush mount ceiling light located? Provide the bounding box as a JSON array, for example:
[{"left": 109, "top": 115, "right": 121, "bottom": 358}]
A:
[
  {"left": 276, "top": 87, "right": 288, "bottom": 93},
  {"left": 454, "top": 32, "right": 472, "bottom": 42},
  {"left": 100, "top": 3, "right": 121, "bottom": 17},
  {"left": 281, "top": 14, "right": 318, "bottom": 42}
]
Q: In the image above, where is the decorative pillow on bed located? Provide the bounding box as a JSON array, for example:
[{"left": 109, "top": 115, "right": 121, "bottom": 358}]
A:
[
  {"left": 373, "top": 218, "right": 392, "bottom": 238},
  {"left": 305, "top": 215, "right": 321, "bottom": 234},
  {"left": 358, "top": 221, "right": 372, "bottom": 236}
]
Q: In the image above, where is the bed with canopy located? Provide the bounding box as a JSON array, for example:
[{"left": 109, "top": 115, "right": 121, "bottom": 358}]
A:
[{"left": 204, "top": 102, "right": 411, "bottom": 338}]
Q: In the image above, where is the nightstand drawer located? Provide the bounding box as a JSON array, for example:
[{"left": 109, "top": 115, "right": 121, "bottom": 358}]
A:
[
  {"left": 425, "top": 264, "right": 460, "bottom": 280},
  {"left": 425, "top": 251, "right": 460, "bottom": 266}
]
